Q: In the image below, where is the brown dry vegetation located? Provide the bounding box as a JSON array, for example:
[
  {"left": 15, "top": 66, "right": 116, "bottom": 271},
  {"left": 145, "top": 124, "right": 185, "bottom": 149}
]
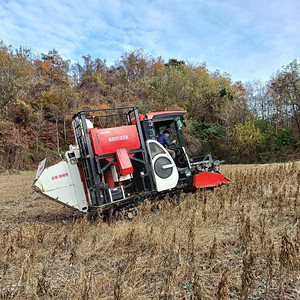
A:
[{"left": 1, "top": 162, "right": 300, "bottom": 299}]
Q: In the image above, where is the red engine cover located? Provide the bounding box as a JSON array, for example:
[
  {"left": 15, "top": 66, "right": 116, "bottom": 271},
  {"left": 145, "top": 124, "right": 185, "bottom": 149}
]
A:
[{"left": 89, "top": 125, "right": 140, "bottom": 156}]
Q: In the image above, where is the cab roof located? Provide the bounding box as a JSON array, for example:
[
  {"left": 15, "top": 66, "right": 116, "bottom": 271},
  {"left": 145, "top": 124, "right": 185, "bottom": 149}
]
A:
[{"left": 138, "top": 111, "right": 186, "bottom": 122}]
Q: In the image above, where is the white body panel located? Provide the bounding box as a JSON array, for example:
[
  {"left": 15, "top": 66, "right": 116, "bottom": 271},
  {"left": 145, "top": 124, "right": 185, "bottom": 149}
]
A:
[
  {"left": 33, "top": 151, "right": 89, "bottom": 212},
  {"left": 146, "top": 140, "right": 178, "bottom": 192},
  {"left": 34, "top": 158, "right": 47, "bottom": 180}
]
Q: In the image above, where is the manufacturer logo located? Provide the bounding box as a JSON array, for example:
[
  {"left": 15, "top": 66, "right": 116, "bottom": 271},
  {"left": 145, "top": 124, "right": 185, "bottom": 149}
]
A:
[{"left": 108, "top": 135, "right": 129, "bottom": 142}]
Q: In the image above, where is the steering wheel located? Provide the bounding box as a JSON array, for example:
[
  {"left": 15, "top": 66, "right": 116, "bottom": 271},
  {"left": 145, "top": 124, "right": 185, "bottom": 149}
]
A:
[{"left": 169, "top": 143, "right": 180, "bottom": 149}]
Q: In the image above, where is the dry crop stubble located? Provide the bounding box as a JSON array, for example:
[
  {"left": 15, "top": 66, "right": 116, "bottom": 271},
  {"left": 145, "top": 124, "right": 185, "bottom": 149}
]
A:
[{"left": 0, "top": 162, "right": 300, "bottom": 299}]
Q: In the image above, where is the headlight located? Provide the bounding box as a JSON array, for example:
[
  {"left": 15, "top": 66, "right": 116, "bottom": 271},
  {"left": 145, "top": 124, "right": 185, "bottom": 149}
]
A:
[
  {"left": 205, "top": 162, "right": 212, "bottom": 169},
  {"left": 196, "top": 164, "right": 202, "bottom": 171},
  {"left": 214, "top": 160, "right": 220, "bottom": 171}
]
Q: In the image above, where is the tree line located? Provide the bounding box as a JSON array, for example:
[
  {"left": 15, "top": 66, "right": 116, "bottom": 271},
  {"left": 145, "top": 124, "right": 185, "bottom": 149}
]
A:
[{"left": 0, "top": 40, "right": 299, "bottom": 169}]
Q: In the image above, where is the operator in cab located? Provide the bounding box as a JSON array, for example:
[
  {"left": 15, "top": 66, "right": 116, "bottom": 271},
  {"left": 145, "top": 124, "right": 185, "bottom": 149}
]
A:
[{"left": 157, "top": 130, "right": 176, "bottom": 161}]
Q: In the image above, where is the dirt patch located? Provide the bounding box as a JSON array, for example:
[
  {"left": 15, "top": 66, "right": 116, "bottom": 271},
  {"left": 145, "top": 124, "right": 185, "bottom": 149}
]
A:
[{"left": 0, "top": 172, "right": 80, "bottom": 225}]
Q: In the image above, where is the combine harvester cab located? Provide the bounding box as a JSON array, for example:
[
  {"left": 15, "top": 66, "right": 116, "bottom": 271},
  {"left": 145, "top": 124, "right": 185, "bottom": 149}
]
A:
[{"left": 33, "top": 106, "right": 230, "bottom": 213}]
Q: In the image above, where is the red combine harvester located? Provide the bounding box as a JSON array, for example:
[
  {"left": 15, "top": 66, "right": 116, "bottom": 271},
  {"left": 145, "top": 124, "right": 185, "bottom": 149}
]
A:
[{"left": 33, "top": 106, "right": 230, "bottom": 215}]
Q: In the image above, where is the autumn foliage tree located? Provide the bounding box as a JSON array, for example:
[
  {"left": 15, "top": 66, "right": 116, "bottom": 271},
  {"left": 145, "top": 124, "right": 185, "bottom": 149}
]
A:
[
  {"left": 0, "top": 41, "right": 32, "bottom": 110},
  {"left": 269, "top": 59, "right": 300, "bottom": 136}
]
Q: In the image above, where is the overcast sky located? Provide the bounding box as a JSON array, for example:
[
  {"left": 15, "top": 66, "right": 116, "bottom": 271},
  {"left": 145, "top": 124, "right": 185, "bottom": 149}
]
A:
[{"left": 0, "top": 0, "right": 299, "bottom": 82}]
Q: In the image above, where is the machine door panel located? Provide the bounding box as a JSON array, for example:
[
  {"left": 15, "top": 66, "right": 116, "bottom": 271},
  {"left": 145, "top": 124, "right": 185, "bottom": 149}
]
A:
[{"left": 146, "top": 140, "right": 178, "bottom": 192}]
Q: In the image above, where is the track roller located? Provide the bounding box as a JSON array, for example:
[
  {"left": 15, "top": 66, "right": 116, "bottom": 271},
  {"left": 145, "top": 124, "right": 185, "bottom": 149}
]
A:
[{"left": 125, "top": 207, "right": 138, "bottom": 220}]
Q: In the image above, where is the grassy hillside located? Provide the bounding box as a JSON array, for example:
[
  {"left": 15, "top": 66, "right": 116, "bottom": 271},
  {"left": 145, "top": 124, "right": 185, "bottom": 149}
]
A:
[{"left": 0, "top": 162, "right": 300, "bottom": 299}]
